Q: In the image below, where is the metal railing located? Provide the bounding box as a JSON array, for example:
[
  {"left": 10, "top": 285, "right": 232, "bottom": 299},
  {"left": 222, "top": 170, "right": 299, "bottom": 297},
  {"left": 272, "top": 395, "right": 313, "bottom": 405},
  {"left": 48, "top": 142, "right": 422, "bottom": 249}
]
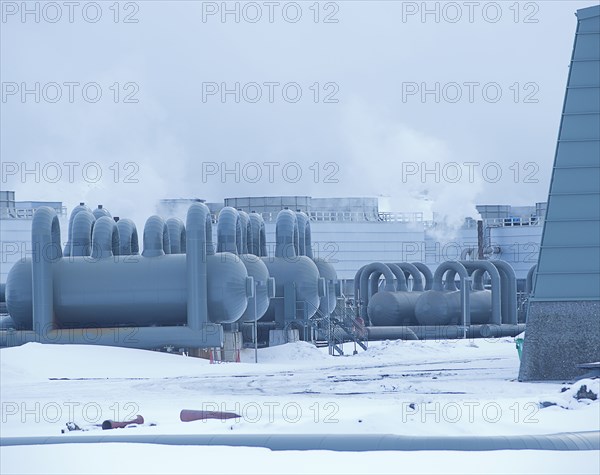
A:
[
  {"left": 485, "top": 216, "right": 543, "bottom": 227},
  {"left": 0, "top": 206, "right": 68, "bottom": 219}
]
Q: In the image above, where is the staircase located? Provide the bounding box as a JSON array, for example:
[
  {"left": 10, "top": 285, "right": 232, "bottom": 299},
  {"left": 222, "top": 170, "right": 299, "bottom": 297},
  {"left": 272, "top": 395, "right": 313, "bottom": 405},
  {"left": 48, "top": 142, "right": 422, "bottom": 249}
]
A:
[{"left": 302, "top": 297, "right": 368, "bottom": 356}]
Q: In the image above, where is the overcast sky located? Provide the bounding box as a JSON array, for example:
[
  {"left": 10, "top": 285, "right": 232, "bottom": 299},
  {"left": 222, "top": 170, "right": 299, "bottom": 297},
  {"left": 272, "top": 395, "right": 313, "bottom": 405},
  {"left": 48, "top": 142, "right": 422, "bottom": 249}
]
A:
[{"left": 1, "top": 0, "right": 595, "bottom": 225}]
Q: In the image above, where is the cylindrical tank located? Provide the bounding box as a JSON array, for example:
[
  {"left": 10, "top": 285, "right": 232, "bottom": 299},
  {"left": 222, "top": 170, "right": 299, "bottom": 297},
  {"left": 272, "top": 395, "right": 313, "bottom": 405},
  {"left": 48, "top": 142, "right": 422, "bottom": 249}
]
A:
[
  {"left": 414, "top": 290, "right": 492, "bottom": 325},
  {"left": 238, "top": 254, "right": 271, "bottom": 323},
  {"left": 314, "top": 258, "right": 337, "bottom": 315},
  {"left": 367, "top": 291, "right": 421, "bottom": 326},
  {"left": 5, "top": 253, "right": 249, "bottom": 329},
  {"left": 261, "top": 256, "right": 321, "bottom": 321}
]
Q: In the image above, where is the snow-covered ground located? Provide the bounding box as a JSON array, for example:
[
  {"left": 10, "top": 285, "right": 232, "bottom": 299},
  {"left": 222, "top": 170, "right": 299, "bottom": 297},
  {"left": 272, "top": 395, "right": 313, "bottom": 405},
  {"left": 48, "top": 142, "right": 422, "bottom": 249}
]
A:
[{"left": 1, "top": 338, "right": 598, "bottom": 474}]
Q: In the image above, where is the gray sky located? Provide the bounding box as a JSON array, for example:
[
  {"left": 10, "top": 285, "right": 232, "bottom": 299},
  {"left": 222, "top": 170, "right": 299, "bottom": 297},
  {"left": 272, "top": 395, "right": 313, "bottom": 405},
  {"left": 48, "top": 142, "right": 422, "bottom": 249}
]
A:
[{"left": 1, "top": 0, "right": 595, "bottom": 225}]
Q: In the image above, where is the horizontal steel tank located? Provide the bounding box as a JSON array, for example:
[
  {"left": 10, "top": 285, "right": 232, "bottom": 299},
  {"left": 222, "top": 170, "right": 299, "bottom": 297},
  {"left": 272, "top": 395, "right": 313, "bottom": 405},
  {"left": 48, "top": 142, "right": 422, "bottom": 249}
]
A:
[
  {"left": 367, "top": 290, "right": 421, "bottom": 326},
  {"left": 414, "top": 290, "right": 492, "bottom": 325},
  {"left": 6, "top": 253, "right": 249, "bottom": 329},
  {"left": 5, "top": 204, "right": 252, "bottom": 330}
]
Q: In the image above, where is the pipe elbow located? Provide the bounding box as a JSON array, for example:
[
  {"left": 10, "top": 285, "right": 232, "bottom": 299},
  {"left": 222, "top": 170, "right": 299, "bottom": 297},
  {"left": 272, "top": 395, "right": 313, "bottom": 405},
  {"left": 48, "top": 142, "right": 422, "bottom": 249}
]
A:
[
  {"left": 142, "top": 216, "right": 169, "bottom": 257},
  {"left": 91, "top": 216, "right": 119, "bottom": 259},
  {"left": 275, "top": 209, "right": 298, "bottom": 258},
  {"left": 117, "top": 219, "right": 139, "bottom": 256},
  {"left": 166, "top": 217, "right": 186, "bottom": 254}
]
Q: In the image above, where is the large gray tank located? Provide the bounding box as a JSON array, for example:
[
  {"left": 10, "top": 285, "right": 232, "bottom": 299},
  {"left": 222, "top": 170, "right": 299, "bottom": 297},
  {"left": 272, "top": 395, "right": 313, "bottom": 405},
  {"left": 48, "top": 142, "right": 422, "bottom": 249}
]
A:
[
  {"left": 6, "top": 253, "right": 249, "bottom": 329},
  {"left": 5, "top": 203, "right": 252, "bottom": 329},
  {"left": 414, "top": 290, "right": 492, "bottom": 325},
  {"left": 367, "top": 291, "right": 421, "bottom": 326}
]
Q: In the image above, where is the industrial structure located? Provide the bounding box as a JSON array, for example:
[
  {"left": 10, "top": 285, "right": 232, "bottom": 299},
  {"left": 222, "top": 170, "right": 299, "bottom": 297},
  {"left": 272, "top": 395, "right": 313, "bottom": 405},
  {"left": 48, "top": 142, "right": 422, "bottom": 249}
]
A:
[
  {"left": 519, "top": 4, "right": 600, "bottom": 381},
  {"left": 0, "top": 5, "right": 597, "bottom": 381}
]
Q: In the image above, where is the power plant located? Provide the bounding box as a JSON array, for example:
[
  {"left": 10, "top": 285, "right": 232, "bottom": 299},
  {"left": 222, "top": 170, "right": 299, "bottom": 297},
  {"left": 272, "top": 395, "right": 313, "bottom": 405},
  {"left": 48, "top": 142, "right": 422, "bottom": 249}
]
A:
[{"left": 0, "top": 4, "right": 597, "bottom": 381}]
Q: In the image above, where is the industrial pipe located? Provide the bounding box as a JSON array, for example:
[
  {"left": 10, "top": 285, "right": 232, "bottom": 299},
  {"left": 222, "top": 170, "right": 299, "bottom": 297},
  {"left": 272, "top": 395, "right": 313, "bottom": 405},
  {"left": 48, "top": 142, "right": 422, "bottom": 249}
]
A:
[
  {"left": 1, "top": 431, "right": 596, "bottom": 451},
  {"left": 385, "top": 264, "right": 408, "bottom": 291},
  {"left": 116, "top": 219, "right": 139, "bottom": 256},
  {"left": 248, "top": 212, "right": 267, "bottom": 257},
  {"left": 91, "top": 216, "right": 119, "bottom": 259},
  {"left": 460, "top": 260, "right": 502, "bottom": 325},
  {"left": 69, "top": 209, "right": 95, "bottom": 257},
  {"left": 238, "top": 210, "right": 251, "bottom": 255},
  {"left": 411, "top": 262, "right": 433, "bottom": 290},
  {"left": 92, "top": 204, "right": 111, "bottom": 220},
  {"left": 275, "top": 209, "right": 299, "bottom": 259},
  {"left": 394, "top": 262, "right": 424, "bottom": 291},
  {"left": 166, "top": 218, "right": 186, "bottom": 254},
  {"left": 63, "top": 202, "right": 92, "bottom": 257},
  {"left": 354, "top": 263, "right": 395, "bottom": 321},
  {"left": 142, "top": 216, "right": 170, "bottom": 257},
  {"left": 217, "top": 207, "right": 242, "bottom": 254},
  {"left": 491, "top": 260, "right": 518, "bottom": 324}
]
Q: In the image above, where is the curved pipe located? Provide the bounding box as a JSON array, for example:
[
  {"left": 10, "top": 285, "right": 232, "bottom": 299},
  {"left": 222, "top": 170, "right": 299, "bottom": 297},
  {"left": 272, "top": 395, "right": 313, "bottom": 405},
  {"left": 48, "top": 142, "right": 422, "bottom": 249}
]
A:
[
  {"left": 70, "top": 210, "right": 95, "bottom": 257},
  {"left": 31, "top": 207, "right": 62, "bottom": 330},
  {"left": 460, "top": 260, "right": 501, "bottom": 325},
  {"left": 385, "top": 263, "right": 408, "bottom": 291},
  {"left": 91, "top": 216, "right": 119, "bottom": 259},
  {"left": 432, "top": 262, "right": 470, "bottom": 292},
  {"left": 238, "top": 211, "right": 251, "bottom": 255},
  {"left": 275, "top": 210, "right": 298, "bottom": 259},
  {"left": 295, "top": 211, "right": 313, "bottom": 258},
  {"left": 411, "top": 262, "right": 433, "bottom": 290},
  {"left": 392, "top": 262, "right": 423, "bottom": 291},
  {"left": 166, "top": 218, "right": 186, "bottom": 254},
  {"left": 249, "top": 213, "right": 267, "bottom": 257},
  {"left": 92, "top": 205, "right": 111, "bottom": 220},
  {"left": 526, "top": 264, "right": 537, "bottom": 295},
  {"left": 217, "top": 207, "right": 241, "bottom": 254},
  {"left": 142, "top": 216, "right": 170, "bottom": 257},
  {"left": 490, "top": 260, "right": 518, "bottom": 325},
  {"left": 186, "top": 202, "right": 213, "bottom": 330},
  {"left": 117, "top": 219, "right": 139, "bottom": 256},
  {"left": 354, "top": 263, "right": 395, "bottom": 320},
  {"left": 295, "top": 212, "right": 307, "bottom": 256},
  {"left": 63, "top": 203, "right": 91, "bottom": 256},
  {"left": 472, "top": 268, "right": 486, "bottom": 291},
  {"left": 444, "top": 269, "right": 459, "bottom": 291},
  {"left": 1, "top": 431, "right": 597, "bottom": 451}
]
